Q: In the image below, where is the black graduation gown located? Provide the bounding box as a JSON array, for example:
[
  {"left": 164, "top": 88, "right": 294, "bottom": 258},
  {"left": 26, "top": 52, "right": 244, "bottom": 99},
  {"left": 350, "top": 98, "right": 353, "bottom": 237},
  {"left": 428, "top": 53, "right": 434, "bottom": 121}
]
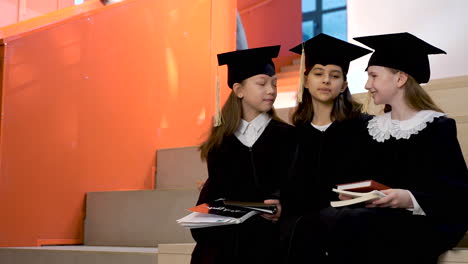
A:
[
  {"left": 190, "top": 119, "right": 297, "bottom": 264},
  {"left": 280, "top": 114, "right": 371, "bottom": 264},
  {"left": 320, "top": 115, "right": 468, "bottom": 264}
]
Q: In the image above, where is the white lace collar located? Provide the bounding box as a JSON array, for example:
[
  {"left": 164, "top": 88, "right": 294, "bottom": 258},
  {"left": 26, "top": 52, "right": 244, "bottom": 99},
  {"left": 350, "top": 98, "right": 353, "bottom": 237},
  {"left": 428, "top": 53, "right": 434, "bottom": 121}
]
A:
[{"left": 367, "top": 110, "right": 446, "bottom": 142}]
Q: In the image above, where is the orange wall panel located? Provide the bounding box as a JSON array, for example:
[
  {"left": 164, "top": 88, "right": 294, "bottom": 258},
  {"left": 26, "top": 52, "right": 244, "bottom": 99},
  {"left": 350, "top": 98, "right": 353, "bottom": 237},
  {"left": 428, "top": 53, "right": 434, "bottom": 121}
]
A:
[
  {"left": 0, "top": 0, "right": 93, "bottom": 28},
  {"left": 0, "top": 0, "right": 19, "bottom": 28},
  {"left": 0, "top": 0, "right": 236, "bottom": 246},
  {"left": 238, "top": 0, "right": 302, "bottom": 69}
]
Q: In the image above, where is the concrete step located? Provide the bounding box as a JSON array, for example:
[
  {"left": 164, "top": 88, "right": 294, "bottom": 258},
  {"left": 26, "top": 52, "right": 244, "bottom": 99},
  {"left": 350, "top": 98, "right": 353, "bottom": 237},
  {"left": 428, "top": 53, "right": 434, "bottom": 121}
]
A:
[
  {"left": 154, "top": 244, "right": 468, "bottom": 264},
  {"left": 0, "top": 246, "right": 157, "bottom": 264},
  {"left": 276, "top": 70, "right": 299, "bottom": 80},
  {"left": 274, "top": 92, "right": 297, "bottom": 114},
  {"left": 280, "top": 64, "right": 300, "bottom": 73},
  {"left": 155, "top": 146, "right": 207, "bottom": 190},
  {"left": 158, "top": 243, "right": 195, "bottom": 264},
  {"left": 85, "top": 189, "right": 199, "bottom": 247},
  {"left": 439, "top": 248, "right": 468, "bottom": 263}
]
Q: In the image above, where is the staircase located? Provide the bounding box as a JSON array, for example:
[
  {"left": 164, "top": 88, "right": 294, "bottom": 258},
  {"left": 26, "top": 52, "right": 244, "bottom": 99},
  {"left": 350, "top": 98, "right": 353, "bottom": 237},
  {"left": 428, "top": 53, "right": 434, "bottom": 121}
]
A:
[
  {"left": 275, "top": 57, "right": 301, "bottom": 111},
  {"left": 1, "top": 75, "right": 468, "bottom": 263},
  {"left": 0, "top": 147, "right": 205, "bottom": 264}
]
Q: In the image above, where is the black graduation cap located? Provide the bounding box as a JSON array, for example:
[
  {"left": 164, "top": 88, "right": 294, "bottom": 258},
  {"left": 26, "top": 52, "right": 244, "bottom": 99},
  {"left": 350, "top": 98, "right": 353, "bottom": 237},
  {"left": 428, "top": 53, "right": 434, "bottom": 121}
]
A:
[
  {"left": 289, "top": 33, "right": 371, "bottom": 74},
  {"left": 217, "top": 45, "right": 280, "bottom": 88},
  {"left": 353, "top": 32, "right": 446, "bottom": 84}
]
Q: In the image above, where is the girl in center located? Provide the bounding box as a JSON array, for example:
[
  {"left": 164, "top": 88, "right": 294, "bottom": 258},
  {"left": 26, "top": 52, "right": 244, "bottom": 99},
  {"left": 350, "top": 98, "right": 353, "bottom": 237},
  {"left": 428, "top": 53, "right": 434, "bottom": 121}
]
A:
[
  {"left": 190, "top": 45, "right": 297, "bottom": 264},
  {"left": 280, "top": 33, "right": 372, "bottom": 263}
]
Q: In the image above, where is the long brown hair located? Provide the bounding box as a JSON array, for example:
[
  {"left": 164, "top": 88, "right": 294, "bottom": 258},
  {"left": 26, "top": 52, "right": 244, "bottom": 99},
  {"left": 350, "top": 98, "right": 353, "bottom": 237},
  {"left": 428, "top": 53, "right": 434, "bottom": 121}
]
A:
[
  {"left": 291, "top": 66, "right": 363, "bottom": 127},
  {"left": 383, "top": 68, "right": 444, "bottom": 113},
  {"left": 199, "top": 89, "right": 282, "bottom": 160}
]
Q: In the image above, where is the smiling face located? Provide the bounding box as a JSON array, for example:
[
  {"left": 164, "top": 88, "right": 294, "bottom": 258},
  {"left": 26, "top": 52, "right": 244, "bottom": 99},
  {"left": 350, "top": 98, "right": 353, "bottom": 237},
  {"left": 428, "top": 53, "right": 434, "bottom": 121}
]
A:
[
  {"left": 304, "top": 64, "right": 347, "bottom": 105},
  {"left": 233, "top": 74, "right": 277, "bottom": 121},
  {"left": 365, "top": 65, "right": 406, "bottom": 106}
]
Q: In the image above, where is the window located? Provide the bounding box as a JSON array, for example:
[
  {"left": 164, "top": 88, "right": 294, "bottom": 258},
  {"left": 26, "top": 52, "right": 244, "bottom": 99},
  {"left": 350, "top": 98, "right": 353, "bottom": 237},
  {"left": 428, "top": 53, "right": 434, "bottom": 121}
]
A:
[{"left": 301, "top": 0, "right": 347, "bottom": 41}]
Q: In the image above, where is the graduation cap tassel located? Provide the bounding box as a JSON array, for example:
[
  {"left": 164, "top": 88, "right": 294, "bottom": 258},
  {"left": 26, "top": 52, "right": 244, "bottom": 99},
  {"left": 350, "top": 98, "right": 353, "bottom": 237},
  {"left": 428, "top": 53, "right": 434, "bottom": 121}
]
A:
[
  {"left": 297, "top": 45, "right": 306, "bottom": 103},
  {"left": 214, "top": 75, "right": 223, "bottom": 127}
]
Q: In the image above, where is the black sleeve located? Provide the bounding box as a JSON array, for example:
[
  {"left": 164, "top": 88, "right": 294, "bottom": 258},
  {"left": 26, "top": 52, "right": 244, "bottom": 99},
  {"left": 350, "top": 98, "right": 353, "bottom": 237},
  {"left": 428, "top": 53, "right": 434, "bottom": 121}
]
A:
[
  {"left": 412, "top": 118, "right": 468, "bottom": 221},
  {"left": 190, "top": 150, "right": 225, "bottom": 242}
]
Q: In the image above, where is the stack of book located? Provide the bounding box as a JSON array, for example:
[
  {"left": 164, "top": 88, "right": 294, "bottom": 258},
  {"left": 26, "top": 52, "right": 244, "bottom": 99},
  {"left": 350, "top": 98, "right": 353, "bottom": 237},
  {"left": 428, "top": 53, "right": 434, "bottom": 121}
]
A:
[
  {"left": 177, "top": 199, "right": 277, "bottom": 228},
  {"left": 330, "top": 180, "right": 390, "bottom": 207}
]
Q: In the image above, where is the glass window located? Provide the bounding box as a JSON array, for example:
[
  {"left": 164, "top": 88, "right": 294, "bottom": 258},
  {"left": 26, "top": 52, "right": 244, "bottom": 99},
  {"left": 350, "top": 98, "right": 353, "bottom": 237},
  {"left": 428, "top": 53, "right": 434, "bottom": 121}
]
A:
[
  {"left": 322, "top": 10, "right": 347, "bottom": 41},
  {"left": 75, "top": 0, "right": 84, "bottom": 4},
  {"left": 302, "top": 0, "right": 347, "bottom": 40},
  {"left": 322, "top": 0, "right": 346, "bottom": 10},
  {"left": 302, "top": 0, "right": 317, "bottom": 13},
  {"left": 302, "top": 21, "right": 315, "bottom": 42}
]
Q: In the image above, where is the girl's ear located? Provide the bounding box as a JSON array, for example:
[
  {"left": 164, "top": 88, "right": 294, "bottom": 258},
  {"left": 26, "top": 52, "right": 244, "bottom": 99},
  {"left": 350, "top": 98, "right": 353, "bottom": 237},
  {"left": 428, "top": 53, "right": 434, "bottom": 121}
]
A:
[
  {"left": 233, "top": 83, "right": 243, "bottom": 98},
  {"left": 396, "top": 72, "right": 408, "bottom": 88},
  {"left": 303, "top": 74, "right": 309, "bottom": 89},
  {"left": 341, "top": 81, "right": 348, "bottom": 93}
]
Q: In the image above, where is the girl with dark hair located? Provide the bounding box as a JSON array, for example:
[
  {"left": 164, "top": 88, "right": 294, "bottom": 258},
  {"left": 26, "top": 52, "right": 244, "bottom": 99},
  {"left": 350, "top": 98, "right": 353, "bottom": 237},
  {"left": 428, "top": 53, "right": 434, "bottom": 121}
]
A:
[
  {"left": 191, "top": 45, "right": 296, "bottom": 264},
  {"left": 281, "top": 33, "right": 372, "bottom": 263}
]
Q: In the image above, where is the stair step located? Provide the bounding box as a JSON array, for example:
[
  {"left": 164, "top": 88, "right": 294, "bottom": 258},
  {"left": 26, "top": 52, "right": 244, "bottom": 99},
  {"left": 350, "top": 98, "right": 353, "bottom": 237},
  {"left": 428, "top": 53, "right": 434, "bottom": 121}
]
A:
[
  {"left": 156, "top": 146, "right": 207, "bottom": 190},
  {"left": 277, "top": 70, "right": 299, "bottom": 80},
  {"left": 280, "top": 64, "right": 300, "bottom": 73},
  {"left": 0, "top": 246, "right": 157, "bottom": 264},
  {"left": 85, "top": 189, "right": 198, "bottom": 247},
  {"left": 274, "top": 92, "right": 297, "bottom": 113},
  {"left": 158, "top": 243, "right": 195, "bottom": 264}
]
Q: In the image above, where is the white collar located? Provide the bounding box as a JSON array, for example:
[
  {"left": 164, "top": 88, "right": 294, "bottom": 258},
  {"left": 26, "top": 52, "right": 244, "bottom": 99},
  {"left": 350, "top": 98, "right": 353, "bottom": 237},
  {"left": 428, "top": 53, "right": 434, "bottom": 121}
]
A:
[
  {"left": 367, "top": 110, "right": 446, "bottom": 142},
  {"left": 311, "top": 122, "right": 333, "bottom": 132},
  {"left": 237, "top": 113, "right": 271, "bottom": 135}
]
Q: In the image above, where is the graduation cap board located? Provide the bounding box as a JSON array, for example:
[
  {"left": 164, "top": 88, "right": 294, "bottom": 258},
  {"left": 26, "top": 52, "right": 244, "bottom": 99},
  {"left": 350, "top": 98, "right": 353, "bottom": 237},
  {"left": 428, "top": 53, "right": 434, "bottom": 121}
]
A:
[
  {"left": 217, "top": 45, "right": 281, "bottom": 88},
  {"left": 353, "top": 32, "right": 446, "bottom": 84},
  {"left": 289, "top": 33, "right": 372, "bottom": 75},
  {"left": 289, "top": 33, "right": 371, "bottom": 102},
  {"left": 213, "top": 45, "right": 281, "bottom": 126}
]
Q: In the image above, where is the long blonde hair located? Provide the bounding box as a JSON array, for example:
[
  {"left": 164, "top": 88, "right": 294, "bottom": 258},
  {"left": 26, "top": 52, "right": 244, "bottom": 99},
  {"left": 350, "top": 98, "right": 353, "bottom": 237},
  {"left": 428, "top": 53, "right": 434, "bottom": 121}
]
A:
[
  {"left": 199, "top": 89, "right": 281, "bottom": 160},
  {"left": 384, "top": 68, "right": 444, "bottom": 113}
]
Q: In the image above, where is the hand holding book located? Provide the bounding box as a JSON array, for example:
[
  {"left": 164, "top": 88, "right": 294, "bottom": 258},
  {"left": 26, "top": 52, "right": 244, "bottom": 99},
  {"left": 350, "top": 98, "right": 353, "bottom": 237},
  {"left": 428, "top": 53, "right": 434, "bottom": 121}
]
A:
[
  {"left": 364, "top": 189, "right": 414, "bottom": 209},
  {"left": 259, "top": 199, "right": 281, "bottom": 222},
  {"left": 331, "top": 189, "right": 386, "bottom": 207},
  {"left": 331, "top": 180, "right": 390, "bottom": 207}
]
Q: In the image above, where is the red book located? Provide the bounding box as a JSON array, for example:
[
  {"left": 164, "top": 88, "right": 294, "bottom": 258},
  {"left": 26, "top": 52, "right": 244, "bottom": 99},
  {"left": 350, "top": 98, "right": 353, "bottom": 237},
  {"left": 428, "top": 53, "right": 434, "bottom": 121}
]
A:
[{"left": 336, "top": 180, "right": 390, "bottom": 192}]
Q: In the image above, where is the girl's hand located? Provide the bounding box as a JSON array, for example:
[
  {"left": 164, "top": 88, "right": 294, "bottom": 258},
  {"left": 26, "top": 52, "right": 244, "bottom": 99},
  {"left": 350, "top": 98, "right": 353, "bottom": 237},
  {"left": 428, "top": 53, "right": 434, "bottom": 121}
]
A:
[
  {"left": 261, "top": 199, "right": 281, "bottom": 222},
  {"left": 366, "top": 189, "right": 414, "bottom": 209}
]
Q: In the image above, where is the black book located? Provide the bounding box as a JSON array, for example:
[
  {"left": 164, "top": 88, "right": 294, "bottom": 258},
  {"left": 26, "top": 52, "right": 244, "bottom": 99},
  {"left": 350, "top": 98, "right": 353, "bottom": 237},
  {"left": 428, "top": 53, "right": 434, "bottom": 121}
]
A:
[{"left": 222, "top": 200, "right": 277, "bottom": 214}]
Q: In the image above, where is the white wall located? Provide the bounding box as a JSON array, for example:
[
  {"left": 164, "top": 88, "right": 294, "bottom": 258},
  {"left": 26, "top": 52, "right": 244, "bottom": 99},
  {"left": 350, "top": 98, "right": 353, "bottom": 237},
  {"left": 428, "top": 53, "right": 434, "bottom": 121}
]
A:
[{"left": 347, "top": 0, "right": 468, "bottom": 93}]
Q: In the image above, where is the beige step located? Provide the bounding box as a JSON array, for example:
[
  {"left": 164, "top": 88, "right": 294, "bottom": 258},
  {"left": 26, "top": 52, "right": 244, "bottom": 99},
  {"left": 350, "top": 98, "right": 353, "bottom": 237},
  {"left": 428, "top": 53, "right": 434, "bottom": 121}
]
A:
[
  {"left": 158, "top": 243, "right": 195, "bottom": 264},
  {"left": 156, "top": 146, "right": 207, "bottom": 189},
  {"left": 280, "top": 64, "right": 300, "bottom": 73},
  {"left": 84, "top": 189, "right": 199, "bottom": 247},
  {"left": 276, "top": 70, "right": 299, "bottom": 80},
  {"left": 154, "top": 244, "right": 468, "bottom": 264},
  {"left": 0, "top": 246, "right": 157, "bottom": 264},
  {"left": 439, "top": 248, "right": 468, "bottom": 263}
]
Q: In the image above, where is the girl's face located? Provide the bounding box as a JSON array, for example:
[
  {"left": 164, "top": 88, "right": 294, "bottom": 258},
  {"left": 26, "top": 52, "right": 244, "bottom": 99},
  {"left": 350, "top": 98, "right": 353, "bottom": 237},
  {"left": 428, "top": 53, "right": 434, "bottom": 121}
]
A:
[
  {"left": 365, "top": 66, "right": 403, "bottom": 105},
  {"left": 234, "top": 74, "right": 277, "bottom": 120},
  {"left": 305, "top": 64, "right": 347, "bottom": 104}
]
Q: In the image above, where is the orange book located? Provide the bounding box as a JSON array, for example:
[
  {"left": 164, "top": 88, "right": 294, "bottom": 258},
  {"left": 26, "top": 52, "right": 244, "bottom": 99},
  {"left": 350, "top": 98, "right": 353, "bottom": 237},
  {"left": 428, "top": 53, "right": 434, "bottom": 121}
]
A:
[{"left": 336, "top": 180, "right": 390, "bottom": 192}]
